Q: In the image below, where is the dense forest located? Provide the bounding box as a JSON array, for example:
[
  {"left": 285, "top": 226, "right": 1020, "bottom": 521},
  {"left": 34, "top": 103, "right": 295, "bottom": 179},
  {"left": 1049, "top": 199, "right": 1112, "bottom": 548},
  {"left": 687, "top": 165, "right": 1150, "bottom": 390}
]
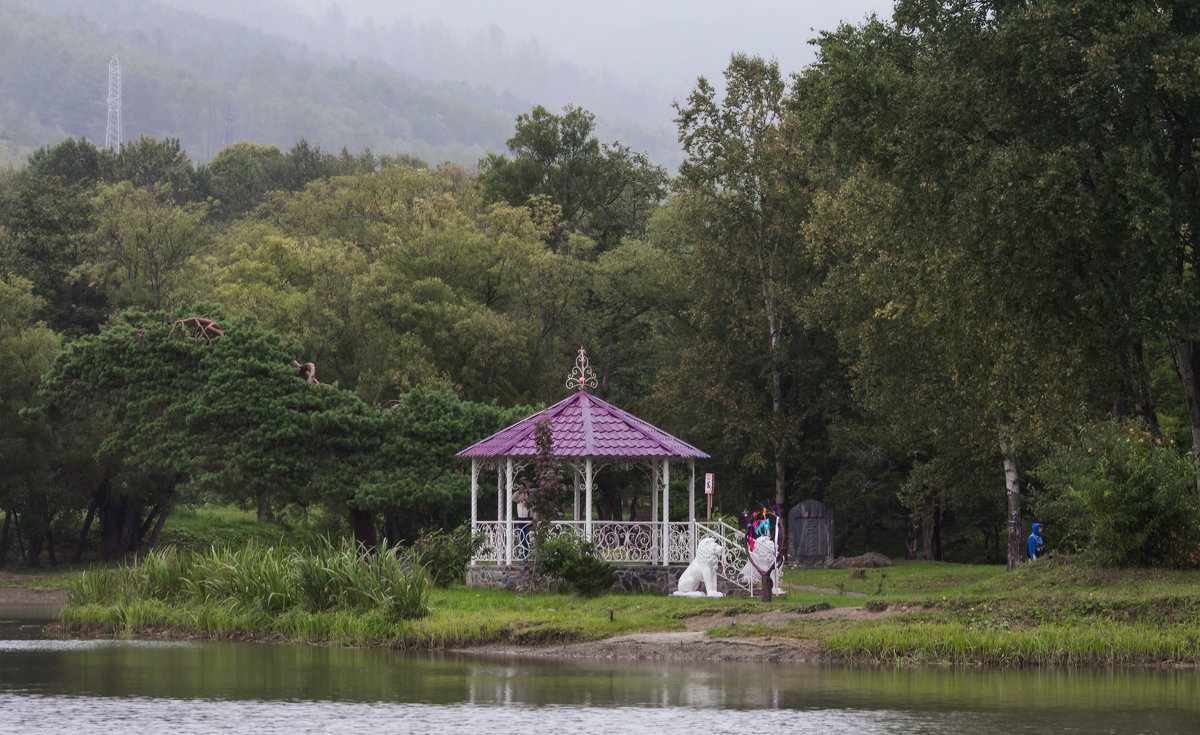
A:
[
  {"left": 0, "top": 0, "right": 508, "bottom": 166},
  {"left": 3, "top": 0, "right": 1199, "bottom": 571},
  {"left": 0, "top": 0, "right": 678, "bottom": 168}
]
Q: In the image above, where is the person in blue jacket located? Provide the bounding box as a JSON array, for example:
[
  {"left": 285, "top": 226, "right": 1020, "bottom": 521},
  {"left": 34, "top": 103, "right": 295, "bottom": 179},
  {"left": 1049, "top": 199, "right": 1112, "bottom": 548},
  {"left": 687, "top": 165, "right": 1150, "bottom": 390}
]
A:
[{"left": 1028, "top": 522, "right": 1045, "bottom": 560}]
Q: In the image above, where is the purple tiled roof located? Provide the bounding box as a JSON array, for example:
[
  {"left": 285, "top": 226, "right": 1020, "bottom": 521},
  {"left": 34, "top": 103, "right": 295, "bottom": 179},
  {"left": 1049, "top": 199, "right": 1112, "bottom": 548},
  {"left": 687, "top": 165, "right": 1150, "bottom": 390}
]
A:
[{"left": 457, "top": 391, "right": 710, "bottom": 459}]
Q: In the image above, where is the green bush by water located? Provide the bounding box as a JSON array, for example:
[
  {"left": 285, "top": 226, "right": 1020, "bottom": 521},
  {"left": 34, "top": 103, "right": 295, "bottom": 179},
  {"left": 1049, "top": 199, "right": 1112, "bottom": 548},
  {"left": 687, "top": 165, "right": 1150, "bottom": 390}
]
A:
[
  {"left": 539, "top": 535, "right": 617, "bottom": 596},
  {"left": 413, "top": 523, "right": 484, "bottom": 588}
]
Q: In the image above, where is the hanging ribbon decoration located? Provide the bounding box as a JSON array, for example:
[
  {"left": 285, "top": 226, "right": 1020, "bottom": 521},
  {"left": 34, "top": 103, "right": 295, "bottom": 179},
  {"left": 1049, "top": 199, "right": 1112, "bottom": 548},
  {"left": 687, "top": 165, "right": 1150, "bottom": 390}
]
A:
[{"left": 741, "top": 504, "right": 783, "bottom": 574}]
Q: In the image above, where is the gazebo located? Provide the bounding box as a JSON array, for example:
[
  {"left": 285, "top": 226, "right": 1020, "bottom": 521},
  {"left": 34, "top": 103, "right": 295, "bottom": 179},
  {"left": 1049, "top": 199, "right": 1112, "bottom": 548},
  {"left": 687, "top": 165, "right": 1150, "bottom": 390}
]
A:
[{"left": 457, "top": 349, "right": 750, "bottom": 593}]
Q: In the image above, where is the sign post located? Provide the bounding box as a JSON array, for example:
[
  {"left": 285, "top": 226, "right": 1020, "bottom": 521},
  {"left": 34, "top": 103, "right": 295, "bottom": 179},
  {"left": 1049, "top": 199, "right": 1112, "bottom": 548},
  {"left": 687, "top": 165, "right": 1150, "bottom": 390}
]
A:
[{"left": 704, "top": 473, "right": 714, "bottom": 522}]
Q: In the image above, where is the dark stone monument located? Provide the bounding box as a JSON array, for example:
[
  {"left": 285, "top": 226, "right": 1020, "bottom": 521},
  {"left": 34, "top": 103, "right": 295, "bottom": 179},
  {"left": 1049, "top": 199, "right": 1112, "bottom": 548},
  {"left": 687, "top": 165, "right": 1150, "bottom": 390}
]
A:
[{"left": 788, "top": 499, "right": 834, "bottom": 561}]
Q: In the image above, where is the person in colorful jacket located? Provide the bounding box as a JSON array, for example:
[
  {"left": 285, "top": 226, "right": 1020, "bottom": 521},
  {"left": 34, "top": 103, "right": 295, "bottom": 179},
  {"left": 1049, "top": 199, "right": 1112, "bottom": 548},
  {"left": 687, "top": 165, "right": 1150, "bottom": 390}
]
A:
[{"left": 1027, "top": 522, "right": 1045, "bottom": 560}]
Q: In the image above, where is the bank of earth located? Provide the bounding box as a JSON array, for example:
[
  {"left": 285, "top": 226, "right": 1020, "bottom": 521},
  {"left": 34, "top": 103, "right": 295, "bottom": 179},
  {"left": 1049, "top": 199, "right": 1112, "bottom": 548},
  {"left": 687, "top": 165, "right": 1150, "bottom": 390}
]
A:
[{"left": 20, "top": 556, "right": 1200, "bottom": 667}]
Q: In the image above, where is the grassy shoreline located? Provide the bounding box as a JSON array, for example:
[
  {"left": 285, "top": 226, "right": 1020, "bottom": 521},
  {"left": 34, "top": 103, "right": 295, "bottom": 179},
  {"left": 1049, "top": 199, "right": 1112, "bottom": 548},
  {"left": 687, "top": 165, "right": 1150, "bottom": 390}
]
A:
[{"left": 25, "top": 554, "right": 1200, "bottom": 667}]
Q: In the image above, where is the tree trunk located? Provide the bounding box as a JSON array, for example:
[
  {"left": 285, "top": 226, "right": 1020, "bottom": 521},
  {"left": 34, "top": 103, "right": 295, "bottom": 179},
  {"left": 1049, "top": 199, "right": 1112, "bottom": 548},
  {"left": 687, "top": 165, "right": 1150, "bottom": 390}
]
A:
[
  {"left": 73, "top": 493, "right": 101, "bottom": 564},
  {"left": 26, "top": 530, "right": 43, "bottom": 567},
  {"left": 0, "top": 511, "right": 11, "bottom": 565},
  {"left": 256, "top": 491, "right": 276, "bottom": 523},
  {"left": 349, "top": 508, "right": 377, "bottom": 552},
  {"left": 118, "top": 502, "right": 139, "bottom": 557},
  {"left": 1000, "top": 435, "right": 1022, "bottom": 571},
  {"left": 1169, "top": 334, "right": 1200, "bottom": 490},
  {"left": 1116, "top": 341, "right": 1160, "bottom": 436},
  {"left": 602, "top": 485, "right": 621, "bottom": 521},
  {"left": 903, "top": 514, "right": 918, "bottom": 560},
  {"left": 758, "top": 244, "right": 787, "bottom": 510},
  {"left": 922, "top": 494, "right": 944, "bottom": 561},
  {"left": 100, "top": 496, "right": 122, "bottom": 561},
  {"left": 146, "top": 488, "right": 179, "bottom": 551},
  {"left": 136, "top": 508, "right": 159, "bottom": 552},
  {"left": 14, "top": 514, "right": 26, "bottom": 563},
  {"left": 760, "top": 569, "right": 773, "bottom": 602},
  {"left": 100, "top": 494, "right": 140, "bottom": 561},
  {"left": 46, "top": 528, "right": 57, "bottom": 567},
  {"left": 931, "top": 497, "right": 943, "bottom": 562}
]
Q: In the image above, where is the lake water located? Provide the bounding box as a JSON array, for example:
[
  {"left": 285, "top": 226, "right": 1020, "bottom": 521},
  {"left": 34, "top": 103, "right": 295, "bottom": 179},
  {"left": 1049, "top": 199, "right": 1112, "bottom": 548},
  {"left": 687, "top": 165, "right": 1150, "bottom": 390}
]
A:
[{"left": 2, "top": 603, "right": 1197, "bottom": 734}]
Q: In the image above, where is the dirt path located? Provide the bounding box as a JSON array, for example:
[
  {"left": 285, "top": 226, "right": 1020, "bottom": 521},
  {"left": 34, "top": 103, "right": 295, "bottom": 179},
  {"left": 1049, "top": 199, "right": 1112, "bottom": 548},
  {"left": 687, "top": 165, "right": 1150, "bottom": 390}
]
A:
[
  {"left": 781, "top": 582, "right": 867, "bottom": 597},
  {"left": 0, "top": 572, "right": 69, "bottom": 606},
  {"left": 0, "top": 585, "right": 68, "bottom": 606},
  {"left": 462, "top": 605, "right": 904, "bottom": 663}
]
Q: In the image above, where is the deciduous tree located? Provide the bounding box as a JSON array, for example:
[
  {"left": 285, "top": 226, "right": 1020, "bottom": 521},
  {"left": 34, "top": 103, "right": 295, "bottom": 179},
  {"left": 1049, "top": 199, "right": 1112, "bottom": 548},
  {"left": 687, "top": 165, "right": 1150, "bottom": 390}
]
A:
[
  {"left": 479, "top": 105, "right": 667, "bottom": 250},
  {"left": 663, "top": 55, "right": 846, "bottom": 510}
]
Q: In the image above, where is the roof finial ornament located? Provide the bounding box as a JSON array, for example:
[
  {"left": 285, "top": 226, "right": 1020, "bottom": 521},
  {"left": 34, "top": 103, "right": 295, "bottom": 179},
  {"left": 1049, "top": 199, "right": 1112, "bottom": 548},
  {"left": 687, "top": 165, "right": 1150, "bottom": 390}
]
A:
[{"left": 565, "top": 346, "right": 598, "bottom": 392}]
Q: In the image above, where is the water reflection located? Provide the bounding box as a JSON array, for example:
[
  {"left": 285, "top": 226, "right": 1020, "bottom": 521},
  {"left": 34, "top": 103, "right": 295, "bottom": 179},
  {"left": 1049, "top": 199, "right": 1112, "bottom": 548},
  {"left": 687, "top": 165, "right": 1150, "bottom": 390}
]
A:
[{"left": 1, "top": 604, "right": 1197, "bottom": 734}]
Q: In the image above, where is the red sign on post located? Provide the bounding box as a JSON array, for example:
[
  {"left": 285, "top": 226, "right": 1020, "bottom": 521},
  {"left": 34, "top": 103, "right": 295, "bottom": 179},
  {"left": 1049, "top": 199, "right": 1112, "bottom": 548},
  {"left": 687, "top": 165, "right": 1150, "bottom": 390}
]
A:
[{"left": 704, "top": 473, "right": 714, "bottom": 494}]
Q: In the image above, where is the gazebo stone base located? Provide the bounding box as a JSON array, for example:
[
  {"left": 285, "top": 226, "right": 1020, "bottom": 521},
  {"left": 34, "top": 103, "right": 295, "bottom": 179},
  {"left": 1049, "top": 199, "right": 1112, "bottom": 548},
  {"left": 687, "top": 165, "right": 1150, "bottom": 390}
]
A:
[{"left": 467, "top": 565, "right": 751, "bottom": 596}]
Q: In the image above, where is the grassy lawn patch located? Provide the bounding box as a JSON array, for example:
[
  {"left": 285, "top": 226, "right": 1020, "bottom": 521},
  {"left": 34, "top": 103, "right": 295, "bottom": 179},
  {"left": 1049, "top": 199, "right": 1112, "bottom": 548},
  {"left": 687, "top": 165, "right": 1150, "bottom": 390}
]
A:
[
  {"left": 0, "top": 567, "right": 79, "bottom": 589},
  {"left": 155, "top": 504, "right": 309, "bottom": 552},
  {"left": 778, "top": 556, "right": 1200, "bottom": 666},
  {"left": 781, "top": 560, "right": 1005, "bottom": 601},
  {"left": 41, "top": 518, "right": 1200, "bottom": 668}
]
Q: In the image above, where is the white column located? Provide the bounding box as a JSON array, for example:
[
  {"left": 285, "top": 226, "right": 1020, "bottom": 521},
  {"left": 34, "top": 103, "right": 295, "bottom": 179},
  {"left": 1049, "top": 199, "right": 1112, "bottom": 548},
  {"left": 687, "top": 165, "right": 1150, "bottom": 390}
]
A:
[
  {"left": 585, "top": 457, "right": 593, "bottom": 541},
  {"left": 505, "top": 457, "right": 514, "bottom": 565},
  {"left": 573, "top": 465, "right": 581, "bottom": 522},
  {"left": 651, "top": 463, "right": 659, "bottom": 564},
  {"left": 470, "top": 459, "right": 478, "bottom": 566},
  {"left": 662, "top": 458, "right": 670, "bottom": 566},
  {"left": 688, "top": 459, "right": 696, "bottom": 558},
  {"left": 496, "top": 465, "right": 503, "bottom": 525}
]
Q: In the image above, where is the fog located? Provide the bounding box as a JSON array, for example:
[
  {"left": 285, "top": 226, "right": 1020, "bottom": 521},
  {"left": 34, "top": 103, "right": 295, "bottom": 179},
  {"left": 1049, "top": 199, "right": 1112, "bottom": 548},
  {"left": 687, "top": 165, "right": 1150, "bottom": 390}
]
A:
[{"left": 154, "top": 0, "right": 895, "bottom": 131}]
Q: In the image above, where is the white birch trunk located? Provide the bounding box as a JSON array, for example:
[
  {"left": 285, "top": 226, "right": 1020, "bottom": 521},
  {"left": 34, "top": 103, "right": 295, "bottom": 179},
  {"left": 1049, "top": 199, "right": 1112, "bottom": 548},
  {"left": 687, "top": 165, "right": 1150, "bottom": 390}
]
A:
[{"left": 1000, "top": 435, "right": 1022, "bottom": 571}]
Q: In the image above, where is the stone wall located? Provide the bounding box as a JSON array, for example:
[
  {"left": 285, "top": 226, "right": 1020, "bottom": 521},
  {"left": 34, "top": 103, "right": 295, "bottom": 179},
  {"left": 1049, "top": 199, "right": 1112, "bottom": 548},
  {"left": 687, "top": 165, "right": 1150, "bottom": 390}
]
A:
[{"left": 467, "top": 565, "right": 752, "bottom": 596}]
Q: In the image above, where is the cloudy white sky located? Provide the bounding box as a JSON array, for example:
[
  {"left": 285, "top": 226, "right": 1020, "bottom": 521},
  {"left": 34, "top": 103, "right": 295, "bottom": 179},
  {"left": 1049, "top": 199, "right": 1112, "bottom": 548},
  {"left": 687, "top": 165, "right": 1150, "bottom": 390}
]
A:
[
  {"left": 173, "top": 0, "right": 896, "bottom": 102},
  {"left": 331, "top": 0, "right": 895, "bottom": 96}
]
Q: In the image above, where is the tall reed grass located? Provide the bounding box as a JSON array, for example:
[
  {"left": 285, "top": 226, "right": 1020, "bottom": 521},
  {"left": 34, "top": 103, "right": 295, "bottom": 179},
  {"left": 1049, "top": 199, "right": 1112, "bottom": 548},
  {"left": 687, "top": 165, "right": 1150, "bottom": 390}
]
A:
[{"left": 67, "top": 539, "right": 432, "bottom": 621}]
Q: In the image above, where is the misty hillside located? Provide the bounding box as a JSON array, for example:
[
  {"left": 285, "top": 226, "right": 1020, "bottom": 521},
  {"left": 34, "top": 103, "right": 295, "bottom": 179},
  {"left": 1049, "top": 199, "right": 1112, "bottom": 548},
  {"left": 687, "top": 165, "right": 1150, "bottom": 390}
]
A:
[{"left": 0, "top": 0, "right": 550, "bottom": 167}]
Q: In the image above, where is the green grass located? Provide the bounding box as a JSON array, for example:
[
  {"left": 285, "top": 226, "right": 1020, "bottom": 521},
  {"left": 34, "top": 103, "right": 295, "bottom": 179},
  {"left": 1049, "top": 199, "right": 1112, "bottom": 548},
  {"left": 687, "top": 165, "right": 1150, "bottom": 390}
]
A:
[
  {"left": 154, "top": 504, "right": 318, "bottom": 553},
  {"left": 769, "top": 555, "right": 1200, "bottom": 666},
  {"left": 0, "top": 566, "right": 81, "bottom": 589},
  {"left": 64, "top": 539, "right": 433, "bottom": 631},
  {"left": 59, "top": 585, "right": 735, "bottom": 649},
  {"left": 43, "top": 521, "right": 1200, "bottom": 668},
  {"left": 781, "top": 560, "right": 1005, "bottom": 601}
]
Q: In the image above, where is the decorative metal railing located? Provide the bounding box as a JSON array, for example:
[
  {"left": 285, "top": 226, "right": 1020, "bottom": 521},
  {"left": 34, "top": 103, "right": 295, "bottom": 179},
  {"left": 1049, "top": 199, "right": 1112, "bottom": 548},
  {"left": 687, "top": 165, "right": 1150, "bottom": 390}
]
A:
[
  {"left": 472, "top": 519, "right": 753, "bottom": 595},
  {"left": 693, "top": 520, "right": 752, "bottom": 595}
]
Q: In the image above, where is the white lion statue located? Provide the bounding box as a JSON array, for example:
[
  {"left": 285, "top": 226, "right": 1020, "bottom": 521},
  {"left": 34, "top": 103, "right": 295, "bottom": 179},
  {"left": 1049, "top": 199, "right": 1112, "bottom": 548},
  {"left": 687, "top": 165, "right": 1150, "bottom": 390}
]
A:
[
  {"left": 672, "top": 538, "right": 724, "bottom": 598},
  {"left": 739, "top": 537, "right": 786, "bottom": 596}
]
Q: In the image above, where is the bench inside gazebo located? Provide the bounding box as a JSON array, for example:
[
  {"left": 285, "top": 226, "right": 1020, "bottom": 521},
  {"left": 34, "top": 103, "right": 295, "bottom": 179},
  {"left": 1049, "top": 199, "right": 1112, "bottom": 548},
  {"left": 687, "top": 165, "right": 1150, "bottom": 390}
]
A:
[{"left": 457, "top": 349, "right": 753, "bottom": 595}]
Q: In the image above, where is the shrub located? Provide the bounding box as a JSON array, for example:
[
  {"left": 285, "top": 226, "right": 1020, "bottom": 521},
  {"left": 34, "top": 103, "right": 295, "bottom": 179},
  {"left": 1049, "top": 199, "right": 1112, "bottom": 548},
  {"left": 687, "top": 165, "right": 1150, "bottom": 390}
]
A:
[
  {"left": 413, "top": 523, "right": 484, "bottom": 587},
  {"left": 1033, "top": 420, "right": 1200, "bottom": 567},
  {"left": 539, "top": 535, "right": 617, "bottom": 596}
]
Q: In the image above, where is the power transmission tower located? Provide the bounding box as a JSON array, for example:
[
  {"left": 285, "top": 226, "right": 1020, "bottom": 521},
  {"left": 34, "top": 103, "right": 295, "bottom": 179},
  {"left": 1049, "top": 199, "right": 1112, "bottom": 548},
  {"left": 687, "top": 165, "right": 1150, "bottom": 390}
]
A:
[{"left": 105, "top": 55, "right": 121, "bottom": 151}]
